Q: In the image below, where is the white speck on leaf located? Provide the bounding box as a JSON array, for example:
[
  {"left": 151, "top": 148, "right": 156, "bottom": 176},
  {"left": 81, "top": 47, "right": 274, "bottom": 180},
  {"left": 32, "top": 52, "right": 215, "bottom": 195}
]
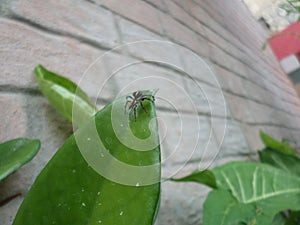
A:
[
  {"left": 82, "top": 203, "right": 86, "bottom": 207},
  {"left": 120, "top": 211, "right": 123, "bottom": 216},
  {"left": 105, "top": 137, "right": 112, "bottom": 144}
]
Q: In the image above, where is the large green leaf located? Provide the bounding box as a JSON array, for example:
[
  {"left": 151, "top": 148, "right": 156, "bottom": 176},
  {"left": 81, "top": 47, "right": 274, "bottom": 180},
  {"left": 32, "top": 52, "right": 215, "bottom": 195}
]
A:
[
  {"left": 259, "top": 148, "right": 300, "bottom": 177},
  {"left": 259, "top": 131, "right": 297, "bottom": 156},
  {"left": 211, "top": 162, "right": 300, "bottom": 224},
  {"left": 0, "top": 138, "right": 40, "bottom": 182},
  {"left": 169, "top": 170, "right": 217, "bottom": 188},
  {"left": 13, "top": 90, "right": 161, "bottom": 225},
  {"left": 203, "top": 190, "right": 256, "bottom": 225},
  {"left": 35, "top": 65, "right": 97, "bottom": 127}
]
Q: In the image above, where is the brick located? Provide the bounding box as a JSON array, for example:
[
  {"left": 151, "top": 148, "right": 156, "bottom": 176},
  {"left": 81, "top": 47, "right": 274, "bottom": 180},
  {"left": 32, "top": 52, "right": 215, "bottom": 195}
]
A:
[
  {"left": 117, "top": 17, "right": 183, "bottom": 67},
  {"left": 212, "top": 118, "right": 251, "bottom": 157},
  {"left": 118, "top": 16, "right": 163, "bottom": 42},
  {"left": 0, "top": 94, "right": 27, "bottom": 142},
  {"left": 209, "top": 43, "right": 235, "bottom": 72},
  {"left": 0, "top": 18, "right": 118, "bottom": 100},
  {"left": 94, "top": 0, "right": 163, "bottom": 34},
  {"left": 178, "top": 49, "right": 219, "bottom": 87},
  {"left": 242, "top": 79, "right": 266, "bottom": 102},
  {"left": 184, "top": 0, "right": 210, "bottom": 26},
  {"left": 240, "top": 124, "right": 264, "bottom": 152},
  {"left": 163, "top": 0, "right": 206, "bottom": 37},
  {"left": 158, "top": 112, "right": 220, "bottom": 171},
  {"left": 10, "top": 0, "right": 119, "bottom": 48},
  {"left": 291, "top": 131, "right": 300, "bottom": 149},
  {"left": 212, "top": 64, "right": 247, "bottom": 96},
  {"left": 184, "top": 78, "right": 230, "bottom": 118},
  {"left": 203, "top": 26, "right": 228, "bottom": 50},
  {"left": 247, "top": 101, "right": 276, "bottom": 124},
  {"left": 144, "top": 0, "right": 166, "bottom": 11},
  {"left": 224, "top": 93, "right": 254, "bottom": 123},
  {"left": 192, "top": 0, "right": 224, "bottom": 25},
  {"left": 161, "top": 13, "right": 209, "bottom": 57},
  {"left": 171, "top": 0, "right": 191, "bottom": 12},
  {"left": 230, "top": 58, "right": 248, "bottom": 79},
  {"left": 264, "top": 126, "right": 288, "bottom": 143}
]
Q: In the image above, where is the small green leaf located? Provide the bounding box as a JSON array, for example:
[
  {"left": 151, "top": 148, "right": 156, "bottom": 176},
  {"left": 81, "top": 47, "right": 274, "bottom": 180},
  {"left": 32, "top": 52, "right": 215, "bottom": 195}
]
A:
[
  {"left": 35, "top": 65, "right": 97, "bottom": 127},
  {"left": 13, "top": 90, "right": 160, "bottom": 225},
  {"left": 203, "top": 190, "right": 256, "bottom": 225},
  {"left": 261, "top": 41, "right": 268, "bottom": 51},
  {"left": 169, "top": 170, "right": 217, "bottom": 188},
  {"left": 259, "top": 148, "right": 300, "bottom": 177},
  {"left": 212, "top": 161, "right": 300, "bottom": 224},
  {"left": 0, "top": 138, "right": 40, "bottom": 182},
  {"left": 259, "top": 131, "right": 297, "bottom": 156}
]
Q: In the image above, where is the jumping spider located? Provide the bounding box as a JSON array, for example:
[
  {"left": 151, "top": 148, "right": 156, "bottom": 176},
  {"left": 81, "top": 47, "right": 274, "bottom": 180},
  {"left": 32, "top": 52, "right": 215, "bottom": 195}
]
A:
[{"left": 125, "top": 91, "right": 155, "bottom": 121}]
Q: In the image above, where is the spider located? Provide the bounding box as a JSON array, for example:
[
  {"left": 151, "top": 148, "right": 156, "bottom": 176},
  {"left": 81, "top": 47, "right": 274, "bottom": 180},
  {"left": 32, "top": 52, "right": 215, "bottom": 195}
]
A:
[{"left": 125, "top": 91, "right": 155, "bottom": 121}]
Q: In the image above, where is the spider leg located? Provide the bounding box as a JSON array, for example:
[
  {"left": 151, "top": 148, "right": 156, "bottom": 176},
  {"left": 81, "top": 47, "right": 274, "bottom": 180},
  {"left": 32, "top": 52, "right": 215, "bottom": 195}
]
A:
[
  {"left": 142, "top": 97, "right": 154, "bottom": 102},
  {"left": 140, "top": 102, "right": 147, "bottom": 113},
  {"left": 125, "top": 96, "right": 134, "bottom": 113},
  {"left": 125, "top": 100, "right": 130, "bottom": 113},
  {"left": 133, "top": 105, "right": 137, "bottom": 122},
  {"left": 142, "top": 94, "right": 155, "bottom": 100}
]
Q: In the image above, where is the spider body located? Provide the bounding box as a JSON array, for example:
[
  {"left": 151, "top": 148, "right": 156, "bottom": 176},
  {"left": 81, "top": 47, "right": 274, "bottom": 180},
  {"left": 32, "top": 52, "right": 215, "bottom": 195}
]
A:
[{"left": 125, "top": 91, "right": 155, "bottom": 121}]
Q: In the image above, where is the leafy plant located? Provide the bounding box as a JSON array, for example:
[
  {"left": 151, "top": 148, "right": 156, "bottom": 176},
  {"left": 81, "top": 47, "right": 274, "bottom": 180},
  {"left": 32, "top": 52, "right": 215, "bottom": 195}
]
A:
[
  {"left": 172, "top": 131, "right": 300, "bottom": 225},
  {"left": 13, "top": 66, "right": 161, "bottom": 225},
  {"left": 279, "top": 0, "right": 300, "bottom": 21},
  {"left": 0, "top": 138, "right": 40, "bottom": 206},
  {"left": 9, "top": 65, "right": 300, "bottom": 225}
]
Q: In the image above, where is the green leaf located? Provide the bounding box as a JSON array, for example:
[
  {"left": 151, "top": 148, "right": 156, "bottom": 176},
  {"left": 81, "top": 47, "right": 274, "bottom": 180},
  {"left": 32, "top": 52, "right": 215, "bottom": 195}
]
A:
[
  {"left": 285, "top": 210, "right": 300, "bottom": 225},
  {"left": 212, "top": 161, "right": 300, "bottom": 224},
  {"left": 259, "top": 148, "right": 300, "bottom": 177},
  {"left": 169, "top": 170, "right": 217, "bottom": 188},
  {"left": 0, "top": 138, "right": 40, "bottom": 182},
  {"left": 272, "top": 213, "right": 287, "bottom": 225},
  {"left": 13, "top": 90, "right": 160, "bottom": 225},
  {"left": 35, "top": 65, "right": 97, "bottom": 127},
  {"left": 261, "top": 41, "right": 268, "bottom": 51},
  {"left": 203, "top": 190, "right": 256, "bottom": 225},
  {"left": 259, "top": 131, "right": 297, "bottom": 156}
]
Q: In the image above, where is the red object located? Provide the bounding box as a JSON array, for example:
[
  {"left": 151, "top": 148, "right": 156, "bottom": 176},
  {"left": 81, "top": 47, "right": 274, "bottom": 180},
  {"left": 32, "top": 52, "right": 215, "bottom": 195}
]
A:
[{"left": 268, "top": 22, "right": 300, "bottom": 60}]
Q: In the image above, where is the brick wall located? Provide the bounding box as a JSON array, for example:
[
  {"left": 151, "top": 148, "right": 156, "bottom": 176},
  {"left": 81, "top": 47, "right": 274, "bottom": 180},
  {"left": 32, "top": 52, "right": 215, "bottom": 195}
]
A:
[{"left": 1, "top": 0, "right": 300, "bottom": 224}]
